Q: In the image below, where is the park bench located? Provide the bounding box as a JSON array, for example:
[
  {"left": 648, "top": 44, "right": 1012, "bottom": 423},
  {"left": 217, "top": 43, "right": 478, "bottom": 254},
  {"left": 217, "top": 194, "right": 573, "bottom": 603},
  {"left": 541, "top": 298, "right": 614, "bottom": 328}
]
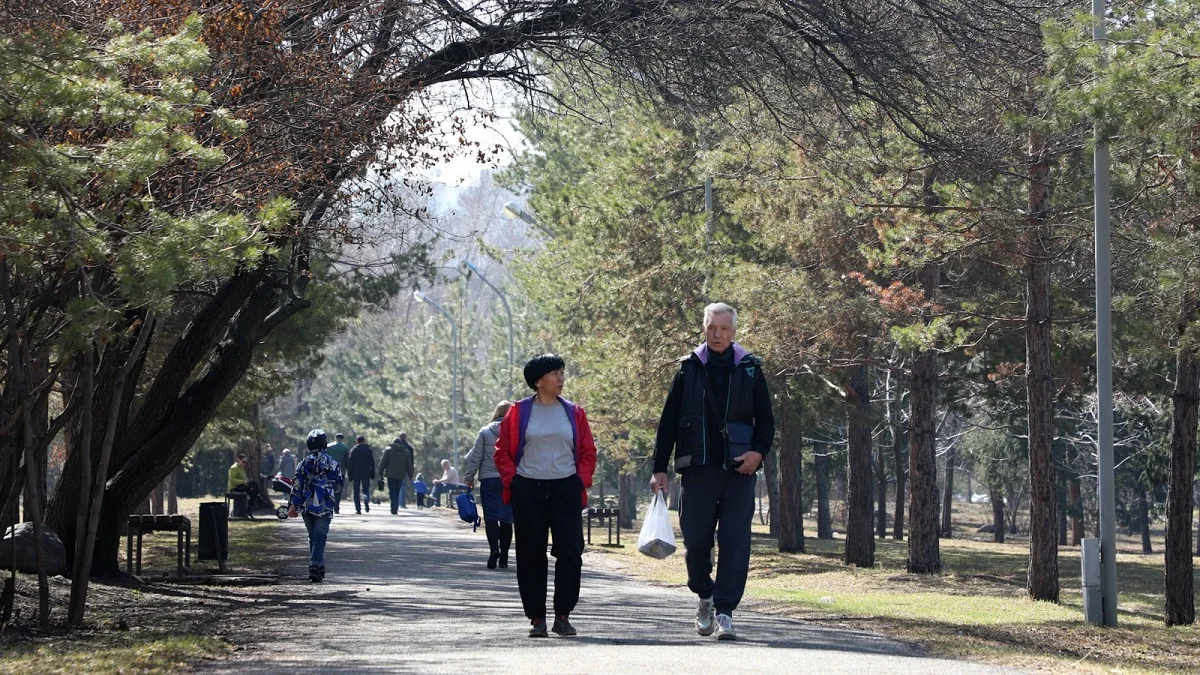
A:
[
  {"left": 125, "top": 514, "right": 191, "bottom": 576},
  {"left": 224, "top": 491, "right": 253, "bottom": 519},
  {"left": 584, "top": 507, "right": 623, "bottom": 547}
]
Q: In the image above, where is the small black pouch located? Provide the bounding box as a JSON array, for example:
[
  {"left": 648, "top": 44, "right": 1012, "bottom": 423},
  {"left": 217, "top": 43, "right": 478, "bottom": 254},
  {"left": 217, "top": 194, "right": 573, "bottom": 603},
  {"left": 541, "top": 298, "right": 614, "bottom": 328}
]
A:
[{"left": 725, "top": 422, "right": 754, "bottom": 457}]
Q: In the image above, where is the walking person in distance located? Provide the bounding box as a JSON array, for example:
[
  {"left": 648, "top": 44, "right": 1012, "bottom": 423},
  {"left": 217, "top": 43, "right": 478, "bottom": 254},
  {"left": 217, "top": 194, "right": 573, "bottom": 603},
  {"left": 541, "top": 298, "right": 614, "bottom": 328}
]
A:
[
  {"left": 348, "top": 435, "right": 376, "bottom": 514},
  {"left": 495, "top": 354, "right": 597, "bottom": 638},
  {"left": 379, "top": 435, "right": 416, "bottom": 513}
]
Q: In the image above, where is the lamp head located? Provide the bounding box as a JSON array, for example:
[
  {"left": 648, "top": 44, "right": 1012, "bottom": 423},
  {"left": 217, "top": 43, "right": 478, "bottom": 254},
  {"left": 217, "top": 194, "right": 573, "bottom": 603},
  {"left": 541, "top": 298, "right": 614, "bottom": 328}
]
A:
[{"left": 413, "top": 290, "right": 426, "bottom": 302}]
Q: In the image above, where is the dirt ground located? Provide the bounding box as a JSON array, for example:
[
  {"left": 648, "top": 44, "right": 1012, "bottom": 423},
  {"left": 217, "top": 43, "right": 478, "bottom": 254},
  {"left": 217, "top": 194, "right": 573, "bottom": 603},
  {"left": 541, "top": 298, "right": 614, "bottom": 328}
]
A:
[{"left": 0, "top": 504, "right": 313, "bottom": 674}]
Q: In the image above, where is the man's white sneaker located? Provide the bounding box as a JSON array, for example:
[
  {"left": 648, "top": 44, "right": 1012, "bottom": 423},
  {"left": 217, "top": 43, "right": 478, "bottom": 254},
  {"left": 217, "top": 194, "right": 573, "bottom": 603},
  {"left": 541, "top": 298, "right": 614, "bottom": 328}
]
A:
[
  {"left": 695, "top": 597, "right": 715, "bottom": 636},
  {"left": 715, "top": 613, "right": 736, "bottom": 641}
]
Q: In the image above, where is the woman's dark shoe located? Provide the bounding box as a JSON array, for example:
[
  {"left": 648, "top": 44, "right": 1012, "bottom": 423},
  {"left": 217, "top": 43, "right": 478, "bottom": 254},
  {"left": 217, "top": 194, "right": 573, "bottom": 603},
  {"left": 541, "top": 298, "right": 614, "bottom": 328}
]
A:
[
  {"left": 487, "top": 551, "right": 499, "bottom": 569},
  {"left": 498, "top": 551, "right": 509, "bottom": 569},
  {"left": 551, "top": 615, "right": 577, "bottom": 636},
  {"left": 529, "top": 618, "right": 548, "bottom": 638}
]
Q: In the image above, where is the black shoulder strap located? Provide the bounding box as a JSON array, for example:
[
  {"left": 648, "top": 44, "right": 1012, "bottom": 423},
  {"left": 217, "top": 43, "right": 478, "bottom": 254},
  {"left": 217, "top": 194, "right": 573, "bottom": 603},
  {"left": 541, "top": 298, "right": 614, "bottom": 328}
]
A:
[{"left": 695, "top": 361, "right": 728, "bottom": 439}]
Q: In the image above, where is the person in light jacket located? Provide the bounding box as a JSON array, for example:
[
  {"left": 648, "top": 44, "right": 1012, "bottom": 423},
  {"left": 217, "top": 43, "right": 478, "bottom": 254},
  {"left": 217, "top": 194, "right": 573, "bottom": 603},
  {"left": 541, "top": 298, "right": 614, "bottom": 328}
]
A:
[
  {"left": 463, "top": 400, "right": 514, "bottom": 569},
  {"left": 495, "top": 354, "right": 596, "bottom": 639}
]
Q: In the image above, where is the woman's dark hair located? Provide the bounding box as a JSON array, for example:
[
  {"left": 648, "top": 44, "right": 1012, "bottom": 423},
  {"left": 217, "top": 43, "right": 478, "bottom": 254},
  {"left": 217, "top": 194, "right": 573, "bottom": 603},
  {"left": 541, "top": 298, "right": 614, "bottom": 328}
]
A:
[{"left": 523, "top": 353, "right": 565, "bottom": 390}]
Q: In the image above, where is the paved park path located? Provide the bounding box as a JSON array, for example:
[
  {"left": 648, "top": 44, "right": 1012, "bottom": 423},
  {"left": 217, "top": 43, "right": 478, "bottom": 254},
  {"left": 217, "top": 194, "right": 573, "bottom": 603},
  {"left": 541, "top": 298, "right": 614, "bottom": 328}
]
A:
[{"left": 202, "top": 505, "right": 1017, "bottom": 674}]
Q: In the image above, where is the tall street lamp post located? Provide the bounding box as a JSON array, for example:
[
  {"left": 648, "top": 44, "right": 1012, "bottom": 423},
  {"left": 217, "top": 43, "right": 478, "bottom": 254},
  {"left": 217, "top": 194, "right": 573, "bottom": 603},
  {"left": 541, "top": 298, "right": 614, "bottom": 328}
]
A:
[
  {"left": 414, "top": 290, "right": 459, "bottom": 469},
  {"left": 1092, "top": 0, "right": 1118, "bottom": 627},
  {"left": 460, "top": 259, "right": 514, "bottom": 400}
]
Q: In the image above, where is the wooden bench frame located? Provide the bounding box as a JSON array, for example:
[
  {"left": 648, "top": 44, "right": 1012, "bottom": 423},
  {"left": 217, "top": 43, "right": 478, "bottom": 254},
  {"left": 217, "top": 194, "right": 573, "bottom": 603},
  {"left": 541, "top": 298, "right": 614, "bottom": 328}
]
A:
[
  {"left": 585, "top": 507, "right": 623, "bottom": 547},
  {"left": 125, "top": 514, "right": 191, "bottom": 576}
]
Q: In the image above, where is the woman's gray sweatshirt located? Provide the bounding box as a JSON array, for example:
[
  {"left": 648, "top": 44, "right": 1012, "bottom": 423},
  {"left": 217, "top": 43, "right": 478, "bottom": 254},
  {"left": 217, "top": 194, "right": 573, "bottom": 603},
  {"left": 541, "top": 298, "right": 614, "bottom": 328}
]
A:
[{"left": 463, "top": 419, "right": 502, "bottom": 481}]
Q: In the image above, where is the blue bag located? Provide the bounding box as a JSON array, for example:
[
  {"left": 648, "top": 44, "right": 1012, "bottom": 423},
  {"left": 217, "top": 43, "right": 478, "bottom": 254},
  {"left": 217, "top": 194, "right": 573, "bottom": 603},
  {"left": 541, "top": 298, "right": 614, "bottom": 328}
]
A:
[{"left": 456, "top": 492, "right": 481, "bottom": 532}]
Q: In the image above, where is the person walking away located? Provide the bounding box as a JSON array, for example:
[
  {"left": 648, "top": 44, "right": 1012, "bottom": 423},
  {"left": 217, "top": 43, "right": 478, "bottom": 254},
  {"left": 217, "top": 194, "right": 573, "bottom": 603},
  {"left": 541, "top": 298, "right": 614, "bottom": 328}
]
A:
[
  {"left": 413, "top": 474, "right": 429, "bottom": 509},
  {"left": 379, "top": 436, "right": 416, "bottom": 513},
  {"left": 278, "top": 448, "right": 296, "bottom": 480},
  {"left": 326, "top": 433, "right": 351, "bottom": 513},
  {"left": 396, "top": 433, "right": 416, "bottom": 506},
  {"left": 495, "top": 354, "right": 597, "bottom": 638},
  {"left": 464, "top": 401, "right": 515, "bottom": 569},
  {"left": 430, "top": 459, "right": 461, "bottom": 507},
  {"left": 650, "top": 303, "right": 775, "bottom": 642},
  {"left": 288, "top": 429, "right": 345, "bottom": 582},
  {"left": 348, "top": 435, "right": 376, "bottom": 514}
]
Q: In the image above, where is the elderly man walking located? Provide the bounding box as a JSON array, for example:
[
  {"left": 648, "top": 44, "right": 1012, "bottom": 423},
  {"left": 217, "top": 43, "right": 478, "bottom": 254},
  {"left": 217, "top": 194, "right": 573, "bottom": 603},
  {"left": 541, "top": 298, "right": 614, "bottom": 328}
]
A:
[{"left": 651, "top": 302, "right": 775, "bottom": 641}]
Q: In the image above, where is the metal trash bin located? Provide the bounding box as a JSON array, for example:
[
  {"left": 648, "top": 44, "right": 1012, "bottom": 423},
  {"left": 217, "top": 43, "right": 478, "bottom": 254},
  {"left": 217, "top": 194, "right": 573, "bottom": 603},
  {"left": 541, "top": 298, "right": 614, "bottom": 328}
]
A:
[
  {"left": 1081, "top": 538, "right": 1102, "bottom": 625},
  {"left": 198, "top": 502, "right": 228, "bottom": 569}
]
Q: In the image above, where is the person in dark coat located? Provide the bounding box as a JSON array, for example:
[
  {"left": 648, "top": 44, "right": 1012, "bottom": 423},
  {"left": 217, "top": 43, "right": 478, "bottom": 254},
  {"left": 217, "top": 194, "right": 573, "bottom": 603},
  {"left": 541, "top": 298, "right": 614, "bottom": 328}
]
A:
[
  {"left": 378, "top": 435, "right": 416, "bottom": 513},
  {"left": 651, "top": 302, "right": 775, "bottom": 642},
  {"left": 347, "top": 435, "right": 376, "bottom": 514}
]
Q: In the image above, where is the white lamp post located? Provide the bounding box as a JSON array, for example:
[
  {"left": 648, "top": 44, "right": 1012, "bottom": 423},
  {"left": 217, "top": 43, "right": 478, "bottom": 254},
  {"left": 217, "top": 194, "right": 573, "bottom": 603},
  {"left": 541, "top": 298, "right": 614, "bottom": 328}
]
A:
[
  {"left": 1092, "top": 0, "right": 1118, "bottom": 627},
  {"left": 460, "top": 259, "right": 515, "bottom": 399},
  {"left": 414, "top": 290, "right": 459, "bottom": 469}
]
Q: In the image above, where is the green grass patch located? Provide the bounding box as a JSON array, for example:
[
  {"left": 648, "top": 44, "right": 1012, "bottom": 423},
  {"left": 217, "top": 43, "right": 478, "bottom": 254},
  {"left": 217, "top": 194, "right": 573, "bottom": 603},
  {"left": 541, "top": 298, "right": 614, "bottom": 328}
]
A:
[
  {"left": 0, "top": 634, "right": 228, "bottom": 674},
  {"left": 592, "top": 500, "right": 1200, "bottom": 673},
  {"left": 130, "top": 496, "right": 282, "bottom": 574}
]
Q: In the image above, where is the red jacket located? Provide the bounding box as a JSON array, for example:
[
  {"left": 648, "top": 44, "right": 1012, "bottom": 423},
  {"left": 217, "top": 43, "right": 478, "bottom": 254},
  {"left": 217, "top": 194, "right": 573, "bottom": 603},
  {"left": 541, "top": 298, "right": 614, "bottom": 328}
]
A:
[{"left": 494, "top": 396, "right": 597, "bottom": 507}]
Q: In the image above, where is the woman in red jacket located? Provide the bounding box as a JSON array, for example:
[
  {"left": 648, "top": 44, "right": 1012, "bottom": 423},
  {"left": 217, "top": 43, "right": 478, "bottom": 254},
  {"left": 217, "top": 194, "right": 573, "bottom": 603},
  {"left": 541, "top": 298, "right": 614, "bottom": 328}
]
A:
[{"left": 494, "top": 353, "right": 597, "bottom": 639}]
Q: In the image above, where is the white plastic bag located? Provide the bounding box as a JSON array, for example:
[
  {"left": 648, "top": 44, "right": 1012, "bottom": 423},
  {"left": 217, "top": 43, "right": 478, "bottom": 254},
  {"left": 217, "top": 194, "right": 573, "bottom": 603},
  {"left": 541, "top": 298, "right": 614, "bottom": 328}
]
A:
[{"left": 637, "top": 491, "right": 677, "bottom": 559}]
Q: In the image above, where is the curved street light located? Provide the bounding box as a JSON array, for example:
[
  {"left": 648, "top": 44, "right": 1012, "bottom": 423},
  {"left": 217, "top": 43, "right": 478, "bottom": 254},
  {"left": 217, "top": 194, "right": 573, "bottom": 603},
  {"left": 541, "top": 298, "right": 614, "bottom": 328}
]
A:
[
  {"left": 460, "top": 259, "right": 514, "bottom": 399},
  {"left": 414, "top": 290, "right": 459, "bottom": 469},
  {"left": 503, "top": 200, "right": 556, "bottom": 238}
]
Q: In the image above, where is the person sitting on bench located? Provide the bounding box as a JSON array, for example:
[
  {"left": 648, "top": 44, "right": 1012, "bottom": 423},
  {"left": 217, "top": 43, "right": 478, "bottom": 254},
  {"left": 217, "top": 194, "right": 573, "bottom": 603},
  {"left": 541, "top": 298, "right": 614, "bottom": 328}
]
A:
[
  {"left": 430, "top": 459, "right": 463, "bottom": 507},
  {"left": 228, "top": 453, "right": 266, "bottom": 509}
]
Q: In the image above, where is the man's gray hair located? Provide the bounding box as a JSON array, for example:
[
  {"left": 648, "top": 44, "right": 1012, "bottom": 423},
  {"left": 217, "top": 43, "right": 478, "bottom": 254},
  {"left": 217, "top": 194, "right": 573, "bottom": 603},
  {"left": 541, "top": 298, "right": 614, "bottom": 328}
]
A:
[{"left": 703, "top": 302, "right": 738, "bottom": 330}]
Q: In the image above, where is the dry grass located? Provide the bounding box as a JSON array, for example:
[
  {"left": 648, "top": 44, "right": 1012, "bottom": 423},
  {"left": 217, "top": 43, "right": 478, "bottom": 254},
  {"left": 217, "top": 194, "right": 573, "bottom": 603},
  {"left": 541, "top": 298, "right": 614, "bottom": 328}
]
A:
[
  {"left": 0, "top": 494, "right": 293, "bottom": 673},
  {"left": 130, "top": 496, "right": 286, "bottom": 575},
  {"left": 592, "top": 500, "right": 1200, "bottom": 673}
]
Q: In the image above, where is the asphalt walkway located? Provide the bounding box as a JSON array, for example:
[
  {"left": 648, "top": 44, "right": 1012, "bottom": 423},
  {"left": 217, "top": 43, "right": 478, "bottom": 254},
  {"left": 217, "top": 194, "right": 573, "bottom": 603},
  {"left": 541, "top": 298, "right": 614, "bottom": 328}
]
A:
[{"left": 202, "top": 504, "right": 1016, "bottom": 674}]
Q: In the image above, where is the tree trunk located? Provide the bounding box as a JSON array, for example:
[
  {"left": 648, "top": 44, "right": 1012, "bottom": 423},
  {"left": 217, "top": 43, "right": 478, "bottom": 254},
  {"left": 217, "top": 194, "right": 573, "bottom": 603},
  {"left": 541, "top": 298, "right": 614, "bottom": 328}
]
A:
[
  {"left": 618, "top": 472, "right": 636, "bottom": 529},
  {"left": 667, "top": 479, "right": 680, "bottom": 512},
  {"left": 1057, "top": 474, "right": 1068, "bottom": 547},
  {"left": 876, "top": 429, "right": 888, "bottom": 538},
  {"left": 1025, "top": 132, "right": 1059, "bottom": 603},
  {"left": 907, "top": 263, "right": 941, "bottom": 574},
  {"left": 22, "top": 353, "right": 49, "bottom": 524},
  {"left": 941, "top": 445, "right": 956, "bottom": 538},
  {"left": 1165, "top": 291, "right": 1200, "bottom": 626},
  {"left": 167, "top": 467, "right": 178, "bottom": 515},
  {"left": 814, "top": 440, "right": 832, "bottom": 539},
  {"left": 1070, "top": 478, "right": 1084, "bottom": 545},
  {"left": 989, "top": 482, "right": 1006, "bottom": 544},
  {"left": 777, "top": 384, "right": 804, "bottom": 552},
  {"left": 893, "top": 422, "right": 907, "bottom": 540},
  {"left": 1, "top": 260, "right": 51, "bottom": 626},
  {"left": 48, "top": 274, "right": 292, "bottom": 576},
  {"left": 1140, "top": 489, "right": 1153, "bottom": 554},
  {"left": 764, "top": 444, "right": 780, "bottom": 537},
  {"left": 152, "top": 481, "right": 164, "bottom": 515},
  {"left": 844, "top": 362, "right": 874, "bottom": 567}
]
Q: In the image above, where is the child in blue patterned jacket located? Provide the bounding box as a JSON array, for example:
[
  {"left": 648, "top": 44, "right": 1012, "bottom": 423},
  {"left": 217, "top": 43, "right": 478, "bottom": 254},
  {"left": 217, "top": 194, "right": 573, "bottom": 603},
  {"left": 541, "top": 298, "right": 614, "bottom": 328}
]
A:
[{"left": 288, "top": 429, "right": 345, "bottom": 582}]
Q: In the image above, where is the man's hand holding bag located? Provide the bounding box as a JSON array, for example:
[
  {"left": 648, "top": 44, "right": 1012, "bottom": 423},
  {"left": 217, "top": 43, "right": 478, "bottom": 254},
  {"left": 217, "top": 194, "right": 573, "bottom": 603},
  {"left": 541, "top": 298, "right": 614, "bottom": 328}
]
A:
[{"left": 637, "top": 490, "right": 677, "bottom": 559}]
